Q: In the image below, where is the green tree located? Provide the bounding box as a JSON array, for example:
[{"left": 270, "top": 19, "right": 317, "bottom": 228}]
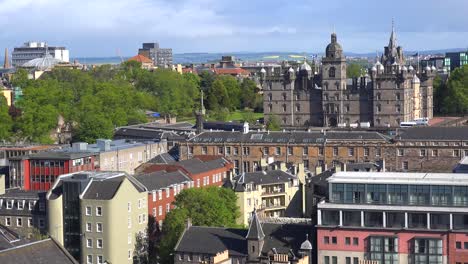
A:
[
  {"left": 158, "top": 187, "right": 240, "bottom": 264},
  {"left": 266, "top": 114, "right": 281, "bottom": 131},
  {"left": 217, "top": 75, "right": 241, "bottom": 110},
  {"left": 441, "top": 65, "right": 468, "bottom": 115},
  {"left": 133, "top": 231, "right": 149, "bottom": 264},
  {"left": 433, "top": 75, "right": 447, "bottom": 114},
  {"left": 240, "top": 78, "right": 259, "bottom": 109},
  {"left": 347, "top": 63, "right": 363, "bottom": 78},
  {"left": 241, "top": 110, "right": 257, "bottom": 124},
  {"left": 0, "top": 95, "right": 13, "bottom": 141},
  {"left": 207, "top": 79, "right": 229, "bottom": 111}
]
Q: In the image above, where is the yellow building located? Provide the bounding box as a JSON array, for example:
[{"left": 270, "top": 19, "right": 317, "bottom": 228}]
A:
[
  {"left": 1, "top": 89, "right": 12, "bottom": 106},
  {"left": 227, "top": 163, "right": 304, "bottom": 226},
  {"left": 47, "top": 171, "right": 148, "bottom": 264}
]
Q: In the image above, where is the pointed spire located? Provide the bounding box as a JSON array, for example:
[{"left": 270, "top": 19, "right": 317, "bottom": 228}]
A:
[
  {"left": 246, "top": 209, "right": 265, "bottom": 240},
  {"left": 3, "top": 48, "right": 10, "bottom": 69},
  {"left": 389, "top": 18, "right": 397, "bottom": 50}
]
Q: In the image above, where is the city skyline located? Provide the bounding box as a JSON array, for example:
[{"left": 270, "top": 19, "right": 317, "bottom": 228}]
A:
[{"left": 0, "top": 0, "right": 467, "bottom": 57}]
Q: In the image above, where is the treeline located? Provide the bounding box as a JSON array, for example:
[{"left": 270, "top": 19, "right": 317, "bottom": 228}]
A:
[
  {"left": 0, "top": 61, "right": 263, "bottom": 144},
  {"left": 434, "top": 65, "right": 468, "bottom": 115}
]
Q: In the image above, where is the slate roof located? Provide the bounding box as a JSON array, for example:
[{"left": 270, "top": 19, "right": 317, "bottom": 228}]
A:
[
  {"left": 135, "top": 170, "right": 192, "bottom": 191},
  {"left": 246, "top": 211, "right": 265, "bottom": 240},
  {"left": 0, "top": 189, "right": 44, "bottom": 199},
  {"left": 176, "top": 157, "right": 230, "bottom": 175},
  {"left": 233, "top": 170, "right": 296, "bottom": 192},
  {"left": 189, "top": 131, "right": 389, "bottom": 144},
  {"left": 397, "top": 127, "right": 468, "bottom": 141},
  {"left": 10, "top": 151, "right": 95, "bottom": 161},
  {"left": 113, "top": 128, "right": 186, "bottom": 141},
  {"left": 0, "top": 238, "right": 78, "bottom": 264},
  {"left": 174, "top": 222, "right": 312, "bottom": 258},
  {"left": 148, "top": 153, "right": 177, "bottom": 164}
]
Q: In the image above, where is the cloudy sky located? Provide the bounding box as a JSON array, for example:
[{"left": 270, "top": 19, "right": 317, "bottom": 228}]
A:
[{"left": 0, "top": 0, "right": 467, "bottom": 57}]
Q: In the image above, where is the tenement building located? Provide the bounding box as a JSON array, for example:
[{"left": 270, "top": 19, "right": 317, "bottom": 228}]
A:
[
  {"left": 316, "top": 172, "right": 468, "bottom": 264},
  {"left": 262, "top": 25, "right": 434, "bottom": 128}
]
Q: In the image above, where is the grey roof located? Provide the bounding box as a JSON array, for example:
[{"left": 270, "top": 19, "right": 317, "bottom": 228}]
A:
[
  {"left": 114, "top": 128, "right": 186, "bottom": 141},
  {"left": 81, "top": 177, "right": 124, "bottom": 200},
  {"left": 175, "top": 226, "right": 248, "bottom": 256},
  {"left": 21, "top": 54, "right": 63, "bottom": 71},
  {"left": 0, "top": 238, "right": 78, "bottom": 264},
  {"left": 175, "top": 223, "right": 313, "bottom": 257},
  {"left": 148, "top": 153, "right": 177, "bottom": 164},
  {"left": 189, "top": 131, "right": 389, "bottom": 144},
  {"left": 233, "top": 170, "right": 295, "bottom": 192},
  {"left": 397, "top": 127, "right": 468, "bottom": 141},
  {"left": 135, "top": 170, "right": 192, "bottom": 191},
  {"left": 0, "top": 225, "right": 26, "bottom": 250},
  {"left": 11, "top": 151, "right": 95, "bottom": 161},
  {"left": 0, "top": 189, "right": 44, "bottom": 199},
  {"left": 246, "top": 210, "right": 265, "bottom": 240},
  {"left": 177, "top": 158, "right": 229, "bottom": 175}
]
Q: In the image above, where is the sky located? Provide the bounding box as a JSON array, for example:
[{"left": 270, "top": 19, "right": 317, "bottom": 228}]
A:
[{"left": 0, "top": 0, "right": 467, "bottom": 57}]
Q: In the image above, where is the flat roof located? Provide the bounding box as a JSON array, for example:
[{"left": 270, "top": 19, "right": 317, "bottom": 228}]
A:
[{"left": 328, "top": 171, "right": 468, "bottom": 186}]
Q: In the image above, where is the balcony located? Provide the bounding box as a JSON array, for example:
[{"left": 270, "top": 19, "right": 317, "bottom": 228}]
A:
[
  {"left": 259, "top": 203, "right": 286, "bottom": 210},
  {"left": 261, "top": 189, "right": 286, "bottom": 197}
]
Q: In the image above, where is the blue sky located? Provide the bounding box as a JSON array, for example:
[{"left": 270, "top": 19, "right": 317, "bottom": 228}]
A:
[{"left": 0, "top": 0, "right": 466, "bottom": 57}]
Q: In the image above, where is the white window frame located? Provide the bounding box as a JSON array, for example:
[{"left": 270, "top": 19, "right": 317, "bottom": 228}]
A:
[
  {"left": 96, "top": 223, "right": 103, "bottom": 232},
  {"left": 152, "top": 191, "right": 156, "bottom": 202},
  {"left": 166, "top": 203, "right": 170, "bottom": 213},
  {"left": 6, "top": 200, "right": 13, "bottom": 209},
  {"left": 158, "top": 206, "right": 162, "bottom": 216},
  {"left": 97, "top": 256, "right": 103, "bottom": 264},
  {"left": 16, "top": 218, "right": 22, "bottom": 227},
  {"left": 96, "top": 206, "right": 102, "bottom": 216},
  {"left": 87, "top": 238, "right": 93, "bottom": 248},
  {"left": 86, "top": 206, "right": 92, "bottom": 216},
  {"left": 87, "top": 255, "right": 93, "bottom": 264},
  {"left": 158, "top": 190, "right": 162, "bottom": 200},
  {"left": 28, "top": 217, "right": 33, "bottom": 227},
  {"left": 97, "top": 239, "right": 103, "bottom": 249},
  {"left": 5, "top": 217, "right": 11, "bottom": 226},
  {"left": 86, "top": 222, "right": 92, "bottom": 232},
  {"left": 18, "top": 200, "right": 25, "bottom": 210}
]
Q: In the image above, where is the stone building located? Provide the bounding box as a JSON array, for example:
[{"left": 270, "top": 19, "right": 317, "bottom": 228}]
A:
[{"left": 262, "top": 25, "right": 435, "bottom": 128}]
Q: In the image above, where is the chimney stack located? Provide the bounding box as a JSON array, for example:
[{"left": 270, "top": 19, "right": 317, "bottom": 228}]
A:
[{"left": 3, "top": 48, "right": 10, "bottom": 69}]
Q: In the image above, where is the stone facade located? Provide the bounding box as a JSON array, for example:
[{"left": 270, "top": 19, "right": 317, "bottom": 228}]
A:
[{"left": 263, "top": 27, "right": 435, "bottom": 128}]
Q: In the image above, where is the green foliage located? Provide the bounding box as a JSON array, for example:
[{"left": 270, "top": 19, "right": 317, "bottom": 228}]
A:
[
  {"left": 347, "top": 63, "right": 364, "bottom": 78},
  {"left": 0, "top": 95, "right": 13, "bottom": 141},
  {"left": 133, "top": 231, "right": 149, "bottom": 264},
  {"left": 158, "top": 187, "right": 240, "bottom": 264},
  {"left": 207, "top": 79, "right": 229, "bottom": 110},
  {"left": 435, "top": 65, "right": 468, "bottom": 115},
  {"left": 266, "top": 114, "right": 281, "bottom": 131}
]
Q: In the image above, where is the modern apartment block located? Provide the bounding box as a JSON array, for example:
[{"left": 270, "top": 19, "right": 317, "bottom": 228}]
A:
[
  {"left": 444, "top": 51, "right": 468, "bottom": 72},
  {"left": 316, "top": 171, "right": 468, "bottom": 264},
  {"left": 47, "top": 171, "right": 148, "bottom": 264},
  {"left": 12, "top": 41, "right": 69, "bottom": 67},
  {"left": 138, "top": 42, "right": 173, "bottom": 68},
  {"left": 227, "top": 167, "right": 302, "bottom": 225}
]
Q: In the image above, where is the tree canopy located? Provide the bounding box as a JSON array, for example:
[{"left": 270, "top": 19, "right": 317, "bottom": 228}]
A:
[
  {"left": 158, "top": 187, "right": 240, "bottom": 264},
  {"left": 0, "top": 95, "right": 13, "bottom": 141},
  {"left": 434, "top": 65, "right": 468, "bottom": 115}
]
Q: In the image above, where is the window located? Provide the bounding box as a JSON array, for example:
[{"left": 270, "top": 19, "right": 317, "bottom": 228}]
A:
[
  {"left": 87, "top": 255, "right": 93, "bottom": 264},
  {"left": 263, "top": 147, "right": 269, "bottom": 155},
  {"left": 348, "top": 147, "right": 354, "bottom": 156},
  {"left": 353, "top": 257, "right": 359, "bottom": 264},
  {"left": 28, "top": 201, "right": 35, "bottom": 210},
  {"left": 16, "top": 218, "right": 22, "bottom": 227},
  {"left": 243, "top": 147, "right": 250, "bottom": 155},
  {"left": 464, "top": 242, "right": 468, "bottom": 249},
  {"left": 432, "top": 149, "right": 438, "bottom": 157},
  {"left": 324, "top": 256, "right": 330, "bottom": 264},
  {"left": 18, "top": 200, "right": 24, "bottom": 210},
  {"left": 166, "top": 188, "right": 170, "bottom": 198},
  {"left": 333, "top": 147, "right": 338, "bottom": 156},
  {"left": 275, "top": 147, "right": 281, "bottom": 155},
  {"left": 138, "top": 199, "right": 142, "bottom": 209},
  {"left": 364, "top": 147, "right": 369, "bottom": 157},
  {"left": 158, "top": 206, "right": 162, "bottom": 216},
  {"left": 377, "top": 105, "right": 381, "bottom": 113},
  {"left": 332, "top": 236, "right": 337, "bottom": 244},
  {"left": 397, "top": 149, "right": 404, "bottom": 156},
  {"left": 296, "top": 104, "right": 300, "bottom": 112},
  {"left": 217, "top": 146, "right": 223, "bottom": 154},
  {"left": 303, "top": 147, "right": 309, "bottom": 155},
  {"left": 97, "top": 256, "right": 103, "bottom": 264},
  {"left": 87, "top": 238, "right": 93, "bottom": 248},
  {"left": 413, "top": 238, "right": 442, "bottom": 264},
  {"left": 319, "top": 147, "right": 324, "bottom": 156},
  {"left": 96, "top": 207, "right": 102, "bottom": 216},
  {"left": 233, "top": 147, "right": 238, "bottom": 155},
  {"left": 39, "top": 219, "right": 45, "bottom": 228},
  {"left": 226, "top": 147, "right": 231, "bottom": 155},
  {"left": 86, "top": 223, "right": 92, "bottom": 232},
  {"left": 282, "top": 104, "right": 287, "bottom": 112},
  {"left": 369, "top": 236, "right": 398, "bottom": 264},
  {"left": 353, "top": 237, "right": 359, "bottom": 245},
  {"left": 5, "top": 217, "right": 10, "bottom": 226},
  {"left": 345, "top": 237, "right": 351, "bottom": 245},
  {"left": 166, "top": 203, "right": 170, "bottom": 213},
  {"left": 456, "top": 241, "right": 462, "bottom": 249},
  {"left": 28, "top": 218, "right": 33, "bottom": 227},
  {"left": 329, "top": 67, "right": 336, "bottom": 78},
  {"left": 402, "top": 161, "right": 409, "bottom": 170},
  {"left": 97, "top": 239, "right": 103, "bottom": 249},
  {"left": 324, "top": 236, "right": 330, "bottom": 244},
  {"left": 6, "top": 200, "right": 13, "bottom": 209},
  {"left": 287, "top": 146, "right": 293, "bottom": 155},
  {"left": 202, "top": 146, "right": 207, "bottom": 155},
  {"left": 128, "top": 250, "right": 132, "bottom": 260},
  {"left": 454, "top": 149, "right": 460, "bottom": 157},
  {"left": 420, "top": 149, "right": 426, "bottom": 156},
  {"left": 346, "top": 257, "right": 351, "bottom": 264},
  {"left": 96, "top": 223, "right": 103, "bottom": 232},
  {"left": 376, "top": 148, "right": 381, "bottom": 157},
  {"left": 332, "top": 256, "right": 337, "bottom": 264}
]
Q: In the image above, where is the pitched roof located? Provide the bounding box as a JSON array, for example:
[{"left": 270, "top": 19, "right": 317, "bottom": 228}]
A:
[
  {"left": 11, "top": 151, "right": 95, "bottom": 161},
  {"left": 81, "top": 177, "right": 124, "bottom": 200},
  {"left": 233, "top": 170, "right": 295, "bottom": 192},
  {"left": 246, "top": 210, "right": 265, "bottom": 240},
  {"left": 148, "top": 153, "right": 177, "bottom": 164},
  {"left": 189, "top": 131, "right": 389, "bottom": 144},
  {"left": 214, "top": 68, "right": 250, "bottom": 75},
  {"left": 0, "top": 238, "right": 78, "bottom": 264},
  {"left": 176, "top": 157, "right": 229, "bottom": 175},
  {"left": 397, "top": 127, "right": 468, "bottom": 141},
  {"left": 135, "top": 170, "right": 192, "bottom": 191},
  {"left": 127, "top": 54, "right": 153, "bottom": 64}
]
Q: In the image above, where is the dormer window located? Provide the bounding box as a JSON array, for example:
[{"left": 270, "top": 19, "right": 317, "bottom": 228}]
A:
[
  {"left": 6, "top": 200, "right": 13, "bottom": 209},
  {"left": 18, "top": 200, "right": 25, "bottom": 210}
]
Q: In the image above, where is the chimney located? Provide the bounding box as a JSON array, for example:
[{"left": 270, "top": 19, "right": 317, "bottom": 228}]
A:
[
  {"left": 3, "top": 48, "right": 10, "bottom": 69},
  {"left": 243, "top": 122, "right": 249, "bottom": 134},
  {"left": 186, "top": 218, "right": 192, "bottom": 229},
  {"left": 96, "top": 139, "right": 111, "bottom": 151}
]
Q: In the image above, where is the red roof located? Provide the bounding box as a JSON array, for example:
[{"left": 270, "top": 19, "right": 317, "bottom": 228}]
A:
[
  {"left": 214, "top": 68, "right": 250, "bottom": 76},
  {"left": 127, "top": 54, "right": 153, "bottom": 64}
]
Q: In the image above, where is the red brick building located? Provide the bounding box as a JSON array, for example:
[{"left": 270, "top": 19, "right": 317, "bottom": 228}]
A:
[
  {"left": 134, "top": 156, "right": 233, "bottom": 225},
  {"left": 9, "top": 152, "right": 97, "bottom": 191}
]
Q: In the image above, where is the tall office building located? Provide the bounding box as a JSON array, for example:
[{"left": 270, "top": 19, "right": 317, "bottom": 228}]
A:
[
  {"left": 12, "top": 41, "right": 69, "bottom": 67},
  {"left": 316, "top": 171, "right": 468, "bottom": 264},
  {"left": 138, "top": 42, "right": 173, "bottom": 68},
  {"left": 47, "top": 171, "right": 148, "bottom": 264}
]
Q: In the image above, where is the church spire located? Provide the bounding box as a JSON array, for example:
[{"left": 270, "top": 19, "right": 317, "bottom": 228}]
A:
[
  {"left": 389, "top": 19, "right": 397, "bottom": 50},
  {"left": 3, "top": 48, "right": 10, "bottom": 69},
  {"left": 246, "top": 209, "right": 265, "bottom": 240}
]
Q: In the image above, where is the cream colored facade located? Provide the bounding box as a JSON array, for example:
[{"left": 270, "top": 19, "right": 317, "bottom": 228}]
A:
[
  {"left": 98, "top": 141, "right": 167, "bottom": 175},
  {"left": 80, "top": 179, "right": 147, "bottom": 264},
  {"left": 1, "top": 89, "right": 12, "bottom": 106}
]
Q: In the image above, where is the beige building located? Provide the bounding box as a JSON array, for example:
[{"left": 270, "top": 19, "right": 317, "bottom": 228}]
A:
[
  {"left": 226, "top": 162, "right": 304, "bottom": 226},
  {"left": 47, "top": 171, "right": 148, "bottom": 264},
  {"left": 68, "top": 139, "right": 167, "bottom": 175}
]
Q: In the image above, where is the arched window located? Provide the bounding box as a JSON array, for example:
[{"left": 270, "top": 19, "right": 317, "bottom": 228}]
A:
[{"left": 329, "top": 67, "right": 336, "bottom": 78}]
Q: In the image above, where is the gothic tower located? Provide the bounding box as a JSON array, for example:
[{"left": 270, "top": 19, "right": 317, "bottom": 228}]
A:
[
  {"left": 321, "top": 32, "right": 347, "bottom": 127},
  {"left": 246, "top": 209, "right": 265, "bottom": 262}
]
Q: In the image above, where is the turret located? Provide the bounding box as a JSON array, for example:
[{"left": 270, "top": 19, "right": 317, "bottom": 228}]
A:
[{"left": 246, "top": 209, "right": 265, "bottom": 261}]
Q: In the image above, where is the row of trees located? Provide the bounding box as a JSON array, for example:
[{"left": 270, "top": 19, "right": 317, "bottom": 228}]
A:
[
  {"left": 434, "top": 65, "right": 468, "bottom": 115},
  {"left": 0, "top": 62, "right": 264, "bottom": 143}
]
